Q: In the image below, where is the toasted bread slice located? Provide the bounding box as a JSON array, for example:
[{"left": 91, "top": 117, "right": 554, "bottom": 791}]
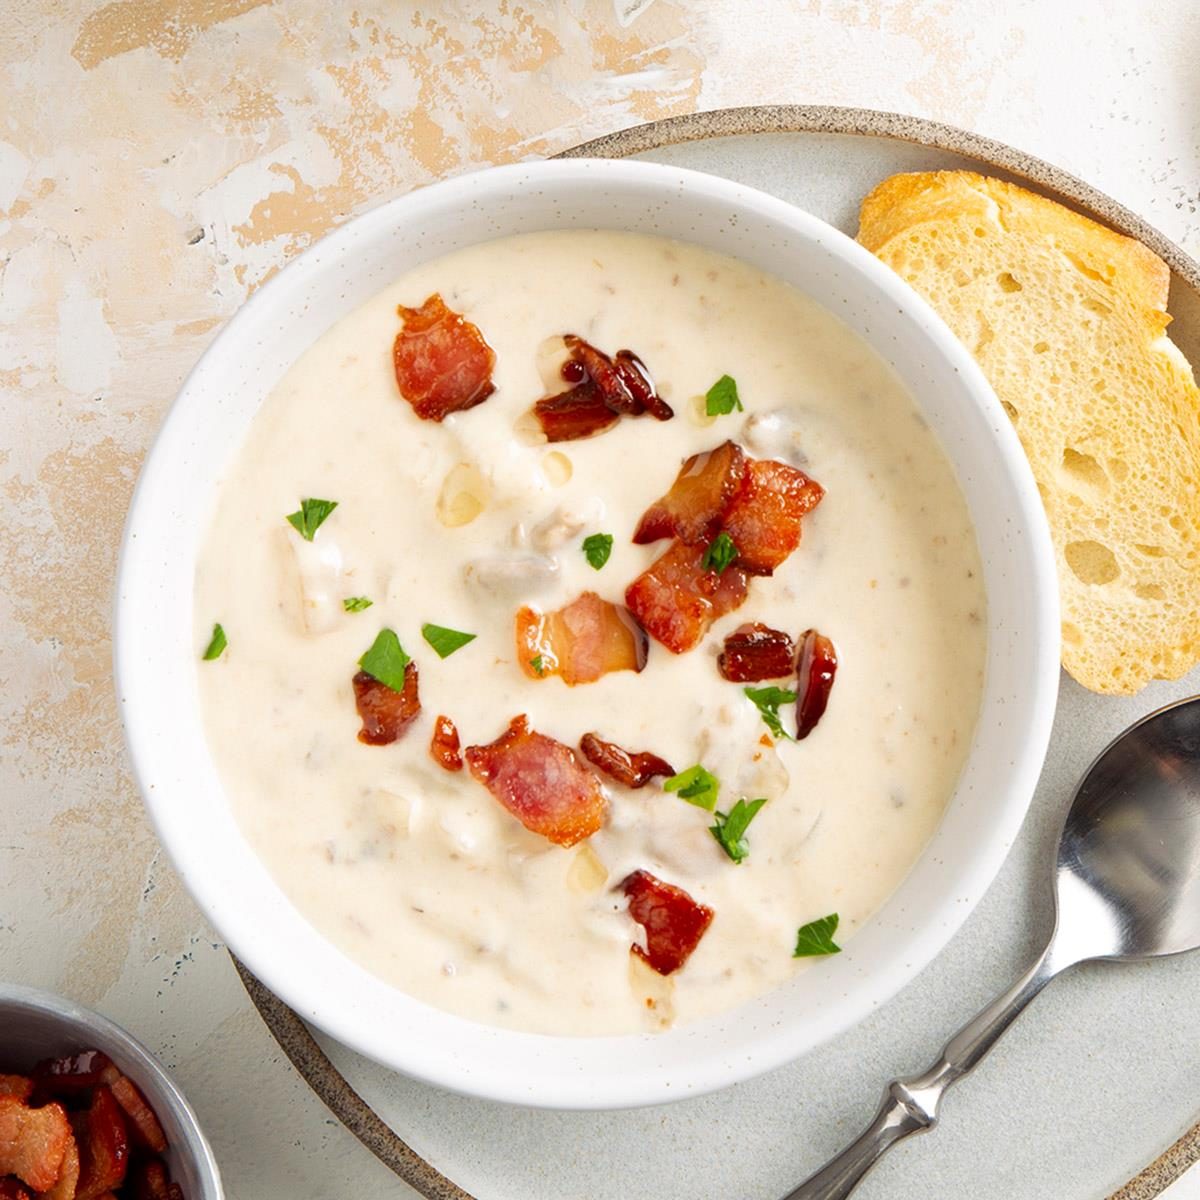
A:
[{"left": 858, "top": 170, "right": 1200, "bottom": 694}]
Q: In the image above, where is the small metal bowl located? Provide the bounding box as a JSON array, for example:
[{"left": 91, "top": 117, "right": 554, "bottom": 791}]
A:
[{"left": 0, "top": 983, "right": 222, "bottom": 1199}]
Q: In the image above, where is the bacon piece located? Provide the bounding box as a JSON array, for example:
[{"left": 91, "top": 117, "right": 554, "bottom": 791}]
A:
[
  {"left": 393, "top": 293, "right": 496, "bottom": 422},
  {"left": 622, "top": 870, "right": 714, "bottom": 975},
  {"left": 532, "top": 337, "right": 672, "bottom": 441},
  {"left": 109, "top": 1075, "right": 166, "bottom": 1154},
  {"left": 624, "top": 541, "right": 749, "bottom": 654},
  {"left": 633, "top": 440, "right": 747, "bottom": 546},
  {"left": 721, "top": 458, "right": 824, "bottom": 575},
  {"left": 131, "top": 1158, "right": 170, "bottom": 1200},
  {"left": 73, "top": 1086, "right": 128, "bottom": 1200},
  {"left": 516, "top": 592, "right": 648, "bottom": 685},
  {"left": 564, "top": 337, "right": 673, "bottom": 421},
  {"left": 32, "top": 1052, "right": 116, "bottom": 1100},
  {"left": 796, "top": 629, "right": 838, "bottom": 739},
  {"left": 353, "top": 663, "right": 420, "bottom": 746},
  {"left": 0, "top": 1097, "right": 71, "bottom": 1192},
  {"left": 579, "top": 733, "right": 674, "bottom": 788},
  {"left": 718, "top": 622, "right": 796, "bottom": 682},
  {"left": 40, "top": 1132, "right": 79, "bottom": 1200},
  {"left": 0, "top": 1077, "right": 32, "bottom": 1102},
  {"left": 429, "top": 714, "right": 463, "bottom": 772},
  {"left": 465, "top": 715, "right": 607, "bottom": 847},
  {"left": 533, "top": 380, "right": 620, "bottom": 442}
]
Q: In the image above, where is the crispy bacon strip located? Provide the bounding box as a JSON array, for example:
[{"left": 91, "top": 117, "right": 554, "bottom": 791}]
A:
[
  {"left": 579, "top": 733, "right": 674, "bottom": 788},
  {"left": 429, "top": 714, "right": 463, "bottom": 772},
  {"left": 633, "top": 440, "right": 747, "bottom": 546},
  {"left": 393, "top": 293, "right": 496, "bottom": 421},
  {"left": 109, "top": 1074, "right": 166, "bottom": 1154},
  {"left": 74, "top": 1085, "right": 129, "bottom": 1200},
  {"left": 721, "top": 457, "right": 824, "bottom": 575},
  {"left": 622, "top": 870, "right": 714, "bottom": 976},
  {"left": 132, "top": 1158, "right": 170, "bottom": 1200},
  {"left": 718, "top": 623, "right": 796, "bottom": 682},
  {"left": 533, "top": 380, "right": 620, "bottom": 442},
  {"left": 465, "top": 715, "right": 607, "bottom": 847},
  {"left": 625, "top": 541, "right": 748, "bottom": 654},
  {"left": 353, "top": 663, "right": 420, "bottom": 745},
  {"left": 516, "top": 591, "right": 648, "bottom": 685},
  {"left": 532, "top": 336, "right": 672, "bottom": 441},
  {"left": 0, "top": 1096, "right": 71, "bottom": 1192},
  {"left": 796, "top": 629, "right": 838, "bottom": 739}
]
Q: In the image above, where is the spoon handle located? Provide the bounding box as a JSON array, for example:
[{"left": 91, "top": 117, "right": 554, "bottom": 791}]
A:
[{"left": 783, "top": 944, "right": 1061, "bottom": 1200}]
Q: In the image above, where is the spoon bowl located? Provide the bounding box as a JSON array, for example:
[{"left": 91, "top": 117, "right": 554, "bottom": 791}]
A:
[
  {"left": 789, "top": 693, "right": 1200, "bottom": 1200},
  {"left": 1057, "top": 697, "right": 1200, "bottom": 962}
]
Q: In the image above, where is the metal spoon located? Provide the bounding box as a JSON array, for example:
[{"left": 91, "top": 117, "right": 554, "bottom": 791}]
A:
[{"left": 787, "top": 694, "right": 1200, "bottom": 1200}]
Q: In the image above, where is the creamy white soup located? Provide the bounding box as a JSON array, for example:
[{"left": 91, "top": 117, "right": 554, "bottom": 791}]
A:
[{"left": 194, "top": 230, "right": 986, "bottom": 1037}]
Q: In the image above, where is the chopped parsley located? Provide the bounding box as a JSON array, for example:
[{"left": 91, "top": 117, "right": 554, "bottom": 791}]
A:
[
  {"left": 358, "top": 628, "right": 410, "bottom": 692},
  {"left": 663, "top": 764, "right": 720, "bottom": 812},
  {"left": 343, "top": 596, "right": 373, "bottom": 613},
  {"left": 710, "top": 797, "right": 768, "bottom": 864},
  {"left": 421, "top": 622, "right": 476, "bottom": 659},
  {"left": 744, "top": 685, "right": 797, "bottom": 741},
  {"left": 582, "top": 532, "right": 614, "bottom": 571},
  {"left": 705, "top": 374, "right": 743, "bottom": 416},
  {"left": 701, "top": 531, "right": 738, "bottom": 574},
  {"left": 793, "top": 913, "right": 842, "bottom": 958},
  {"left": 530, "top": 655, "right": 546, "bottom": 676},
  {"left": 286, "top": 497, "right": 338, "bottom": 541},
  {"left": 202, "top": 623, "right": 227, "bottom": 661}
]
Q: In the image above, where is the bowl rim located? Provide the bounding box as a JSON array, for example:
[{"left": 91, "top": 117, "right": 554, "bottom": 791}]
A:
[
  {"left": 0, "top": 982, "right": 223, "bottom": 1197},
  {"left": 114, "top": 157, "right": 1060, "bottom": 1109}
]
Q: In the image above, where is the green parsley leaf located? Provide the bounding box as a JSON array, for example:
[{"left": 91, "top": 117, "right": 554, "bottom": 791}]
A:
[
  {"left": 530, "top": 655, "right": 546, "bottom": 676},
  {"left": 202, "top": 623, "right": 227, "bottom": 661},
  {"left": 710, "top": 797, "right": 768, "bottom": 864},
  {"left": 793, "top": 913, "right": 842, "bottom": 957},
  {"left": 744, "top": 685, "right": 797, "bottom": 741},
  {"left": 286, "top": 497, "right": 338, "bottom": 541},
  {"left": 701, "top": 531, "right": 738, "bottom": 574},
  {"left": 421, "top": 622, "right": 477, "bottom": 659},
  {"left": 663, "top": 764, "right": 720, "bottom": 812},
  {"left": 705, "top": 374, "right": 743, "bottom": 416},
  {"left": 343, "top": 596, "right": 373, "bottom": 613},
  {"left": 358, "top": 628, "right": 410, "bottom": 692},
  {"left": 582, "top": 532, "right": 614, "bottom": 571}
]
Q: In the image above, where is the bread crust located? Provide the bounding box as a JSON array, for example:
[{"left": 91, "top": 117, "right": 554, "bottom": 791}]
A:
[{"left": 858, "top": 170, "right": 1200, "bottom": 694}]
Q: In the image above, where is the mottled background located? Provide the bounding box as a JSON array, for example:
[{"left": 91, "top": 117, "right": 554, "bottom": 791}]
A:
[{"left": 2, "top": 2, "right": 1199, "bottom": 1196}]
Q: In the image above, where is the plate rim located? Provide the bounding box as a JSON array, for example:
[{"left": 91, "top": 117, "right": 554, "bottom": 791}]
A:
[{"left": 236, "top": 102, "right": 1200, "bottom": 1200}]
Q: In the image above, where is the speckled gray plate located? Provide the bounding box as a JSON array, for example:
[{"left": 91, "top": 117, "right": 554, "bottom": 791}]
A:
[{"left": 236, "top": 106, "right": 1200, "bottom": 1200}]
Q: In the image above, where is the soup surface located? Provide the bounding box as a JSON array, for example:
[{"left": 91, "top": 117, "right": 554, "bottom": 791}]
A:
[{"left": 194, "top": 230, "right": 986, "bottom": 1036}]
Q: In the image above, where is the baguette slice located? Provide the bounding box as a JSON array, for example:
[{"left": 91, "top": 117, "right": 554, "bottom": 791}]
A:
[{"left": 858, "top": 170, "right": 1200, "bottom": 695}]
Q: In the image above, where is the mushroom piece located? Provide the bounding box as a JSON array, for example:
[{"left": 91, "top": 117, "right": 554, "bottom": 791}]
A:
[{"left": 463, "top": 551, "right": 560, "bottom": 598}]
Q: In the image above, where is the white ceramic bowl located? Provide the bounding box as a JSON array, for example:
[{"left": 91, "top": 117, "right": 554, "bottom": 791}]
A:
[{"left": 115, "top": 159, "right": 1059, "bottom": 1110}]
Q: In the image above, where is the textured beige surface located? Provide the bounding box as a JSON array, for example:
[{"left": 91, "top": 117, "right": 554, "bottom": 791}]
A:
[{"left": 2, "top": 3, "right": 1200, "bottom": 1198}]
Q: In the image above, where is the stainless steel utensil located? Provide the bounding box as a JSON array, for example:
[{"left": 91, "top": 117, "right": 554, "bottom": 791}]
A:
[{"left": 788, "top": 694, "right": 1200, "bottom": 1200}]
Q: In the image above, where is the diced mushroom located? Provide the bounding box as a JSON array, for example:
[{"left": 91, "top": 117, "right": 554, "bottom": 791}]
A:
[
  {"left": 741, "top": 409, "right": 813, "bottom": 466},
  {"left": 528, "top": 497, "right": 606, "bottom": 552},
  {"left": 463, "top": 552, "right": 560, "bottom": 598}
]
